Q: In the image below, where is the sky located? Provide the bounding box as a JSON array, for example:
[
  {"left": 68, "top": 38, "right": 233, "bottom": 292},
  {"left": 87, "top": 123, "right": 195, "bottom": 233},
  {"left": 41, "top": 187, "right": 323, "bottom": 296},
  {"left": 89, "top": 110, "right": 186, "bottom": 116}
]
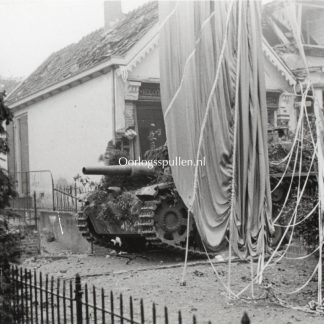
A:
[{"left": 0, "top": 0, "right": 150, "bottom": 79}]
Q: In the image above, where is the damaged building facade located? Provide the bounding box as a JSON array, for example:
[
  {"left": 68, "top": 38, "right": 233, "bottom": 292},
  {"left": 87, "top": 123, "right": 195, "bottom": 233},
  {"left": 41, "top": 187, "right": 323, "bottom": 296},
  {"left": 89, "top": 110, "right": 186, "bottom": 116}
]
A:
[{"left": 263, "top": 0, "right": 324, "bottom": 135}]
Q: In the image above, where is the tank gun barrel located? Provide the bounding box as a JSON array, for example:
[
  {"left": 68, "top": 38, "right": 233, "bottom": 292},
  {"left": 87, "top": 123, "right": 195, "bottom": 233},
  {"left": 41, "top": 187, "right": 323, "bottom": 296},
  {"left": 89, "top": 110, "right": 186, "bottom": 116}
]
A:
[{"left": 82, "top": 165, "right": 155, "bottom": 177}]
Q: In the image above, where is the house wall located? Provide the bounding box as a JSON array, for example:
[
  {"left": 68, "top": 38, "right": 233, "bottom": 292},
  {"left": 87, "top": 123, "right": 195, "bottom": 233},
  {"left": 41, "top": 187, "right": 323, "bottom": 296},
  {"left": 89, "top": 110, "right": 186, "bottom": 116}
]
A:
[
  {"left": 128, "top": 46, "right": 160, "bottom": 80},
  {"left": 14, "top": 73, "right": 114, "bottom": 184}
]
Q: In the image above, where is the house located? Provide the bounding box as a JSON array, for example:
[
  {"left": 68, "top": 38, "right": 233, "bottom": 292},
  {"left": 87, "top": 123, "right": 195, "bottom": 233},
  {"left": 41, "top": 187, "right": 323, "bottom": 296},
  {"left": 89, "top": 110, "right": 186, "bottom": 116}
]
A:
[
  {"left": 6, "top": 1, "right": 162, "bottom": 202},
  {"left": 6, "top": 1, "right": 296, "bottom": 205}
]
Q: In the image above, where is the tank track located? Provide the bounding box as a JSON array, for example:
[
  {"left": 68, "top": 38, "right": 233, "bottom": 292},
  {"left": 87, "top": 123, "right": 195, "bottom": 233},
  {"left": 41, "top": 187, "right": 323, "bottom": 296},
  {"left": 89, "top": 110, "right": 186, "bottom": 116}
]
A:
[
  {"left": 77, "top": 210, "right": 147, "bottom": 252},
  {"left": 77, "top": 200, "right": 226, "bottom": 257},
  {"left": 77, "top": 211, "right": 117, "bottom": 250},
  {"left": 137, "top": 199, "right": 217, "bottom": 258}
]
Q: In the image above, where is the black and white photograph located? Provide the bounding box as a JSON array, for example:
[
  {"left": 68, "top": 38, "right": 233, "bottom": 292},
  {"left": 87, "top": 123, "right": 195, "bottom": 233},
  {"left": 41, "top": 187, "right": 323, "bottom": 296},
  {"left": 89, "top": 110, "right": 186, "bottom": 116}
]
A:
[{"left": 0, "top": 0, "right": 324, "bottom": 323}]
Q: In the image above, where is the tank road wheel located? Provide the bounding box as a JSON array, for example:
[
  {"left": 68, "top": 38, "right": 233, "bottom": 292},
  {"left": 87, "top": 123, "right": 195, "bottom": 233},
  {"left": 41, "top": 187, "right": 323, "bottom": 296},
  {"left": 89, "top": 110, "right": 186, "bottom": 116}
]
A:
[{"left": 154, "top": 200, "right": 192, "bottom": 245}]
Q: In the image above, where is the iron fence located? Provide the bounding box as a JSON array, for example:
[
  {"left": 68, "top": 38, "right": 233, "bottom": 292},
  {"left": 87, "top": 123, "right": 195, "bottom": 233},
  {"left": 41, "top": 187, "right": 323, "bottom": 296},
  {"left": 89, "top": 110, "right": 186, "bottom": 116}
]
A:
[
  {"left": 8, "top": 170, "right": 94, "bottom": 213},
  {"left": 0, "top": 266, "right": 221, "bottom": 324},
  {"left": 53, "top": 185, "right": 93, "bottom": 212},
  {"left": 53, "top": 185, "right": 79, "bottom": 212}
]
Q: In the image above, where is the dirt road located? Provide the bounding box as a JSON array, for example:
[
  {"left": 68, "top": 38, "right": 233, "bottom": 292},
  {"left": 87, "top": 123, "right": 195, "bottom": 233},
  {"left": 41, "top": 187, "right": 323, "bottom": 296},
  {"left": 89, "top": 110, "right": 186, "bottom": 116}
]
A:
[{"left": 22, "top": 244, "right": 323, "bottom": 324}]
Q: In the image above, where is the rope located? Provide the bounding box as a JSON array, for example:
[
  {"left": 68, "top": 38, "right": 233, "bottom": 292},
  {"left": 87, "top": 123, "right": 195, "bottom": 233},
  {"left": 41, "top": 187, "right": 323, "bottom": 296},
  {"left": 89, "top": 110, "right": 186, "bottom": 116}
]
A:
[
  {"left": 250, "top": 257, "right": 255, "bottom": 298},
  {"left": 303, "top": 96, "right": 317, "bottom": 150},
  {"left": 297, "top": 104, "right": 304, "bottom": 200},
  {"left": 257, "top": 254, "right": 262, "bottom": 284},
  {"left": 280, "top": 103, "right": 306, "bottom": 268},
  {"left": 180, "top": 211, "right": 191, "bottom": 285},
  {"left": 157, "top": 3, "right": 179, "bottom": 35},
  {"left": 228, "top": 0, "right": 243, "bottom": 297},
  {"left": 272, "top": 83, "right": 315, "bottom": 225},
  {"left": 270, "top": 87, "right": 317, "bottom": 167},
  {"left": 270, "top": 111, "right": 302, "bottom": 193},
  {"left": 182, "top": 123, "right": 317, "bottom": 301},
  {"left": 201, "top": 240, "right": 240, "bottom": 299},
  {"left": 179, "top": 1, "right": 235, "bottom": 284},
  {"left": 269, "top": 84, "right": 306, "bottom": 169},
  {"left": 231, "top": 135, "right": 318, "bottom": 300},
  {"left": 271, "top": 81, "right": 310, "bottom": 194},
  {"left": 271, "top": 295, "right": 324, "bottom": 315},
  {"left": 308, "top": 64, "right": 324, "bottom": 310},
  {"left": 273, "top": 131, "right": 301, "bottom": 223},
  {"left": 275, "top": 202, "right": 318, "bottom": 228},
  {"left": 189, "top": 0, "right": 235, "bottom": 208},
  {"left": 233, "top": 144, "right": 318, "bottom": 298},
  {"left": 283, "top": 3, "right": 323, "bottom": 304},
  {"left": 271, "top": 144, "right": 317, "bottom": 260}
]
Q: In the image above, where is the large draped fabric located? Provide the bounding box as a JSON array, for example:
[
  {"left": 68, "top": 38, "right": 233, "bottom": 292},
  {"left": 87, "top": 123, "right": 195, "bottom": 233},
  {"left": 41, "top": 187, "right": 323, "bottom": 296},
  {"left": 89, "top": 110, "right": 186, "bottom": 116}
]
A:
[{"left": 159, "top": 0, "right": 274, "bottom": 258}]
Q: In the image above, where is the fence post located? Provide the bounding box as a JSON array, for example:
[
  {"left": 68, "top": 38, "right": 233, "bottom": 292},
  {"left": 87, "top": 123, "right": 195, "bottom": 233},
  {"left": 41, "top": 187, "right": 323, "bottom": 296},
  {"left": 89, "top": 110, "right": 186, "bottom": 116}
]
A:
[
  {"left": 75, "top": 273, "right": 83, "bottom": 324},
  {"left": 33, "top": 191, "right": 37, "bottom": 228},
  {"left": 74, "top": 182, "right": 78, "bottom": 212}
]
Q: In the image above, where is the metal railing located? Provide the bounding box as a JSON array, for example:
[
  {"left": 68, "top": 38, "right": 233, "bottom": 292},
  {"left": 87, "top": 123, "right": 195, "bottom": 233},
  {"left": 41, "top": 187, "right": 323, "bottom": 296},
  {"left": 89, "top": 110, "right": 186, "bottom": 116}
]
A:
[
  {"left": 0, "top": 266, "right": 228, "bottom": 324},
  {"left": 53, "top": 185, "right": 93, "bottom": 212},
  {"left": 53, "top": 184, "right": 79, "bottom": 212},
  {"left": 8, "top": 171, "right": 95, "bottom": 213}
]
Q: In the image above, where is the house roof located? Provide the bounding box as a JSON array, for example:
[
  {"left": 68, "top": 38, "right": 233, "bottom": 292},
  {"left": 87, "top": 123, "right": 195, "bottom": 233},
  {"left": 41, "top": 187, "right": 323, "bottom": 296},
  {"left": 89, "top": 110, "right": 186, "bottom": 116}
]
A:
[{"left": 7, "top": 1, "right": 158, "bottom": 106}]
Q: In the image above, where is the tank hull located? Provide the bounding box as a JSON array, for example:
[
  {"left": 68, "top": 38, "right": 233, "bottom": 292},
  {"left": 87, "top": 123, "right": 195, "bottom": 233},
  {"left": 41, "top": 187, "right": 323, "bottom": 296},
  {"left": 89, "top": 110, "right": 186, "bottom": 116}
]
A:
[{"left": 77, "top": 166, "right": 318, "bottom": 254}]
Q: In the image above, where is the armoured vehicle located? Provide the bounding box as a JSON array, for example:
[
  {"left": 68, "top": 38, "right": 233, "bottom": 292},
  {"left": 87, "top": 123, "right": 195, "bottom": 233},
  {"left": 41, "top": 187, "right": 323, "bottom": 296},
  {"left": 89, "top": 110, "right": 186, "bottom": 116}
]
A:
[
  {"left": 77, "top": 163, "right": 315, "bottom": 254},
  {"left": 77, "top": 165, "right": 226, "bottom": 256}
]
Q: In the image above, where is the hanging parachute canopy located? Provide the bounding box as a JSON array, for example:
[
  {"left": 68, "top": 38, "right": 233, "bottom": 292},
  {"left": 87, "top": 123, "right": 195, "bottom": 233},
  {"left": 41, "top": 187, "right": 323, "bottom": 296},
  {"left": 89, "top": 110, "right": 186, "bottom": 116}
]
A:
[{"left": 159, "top": 0, "right": 274, "bottom": 258}]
